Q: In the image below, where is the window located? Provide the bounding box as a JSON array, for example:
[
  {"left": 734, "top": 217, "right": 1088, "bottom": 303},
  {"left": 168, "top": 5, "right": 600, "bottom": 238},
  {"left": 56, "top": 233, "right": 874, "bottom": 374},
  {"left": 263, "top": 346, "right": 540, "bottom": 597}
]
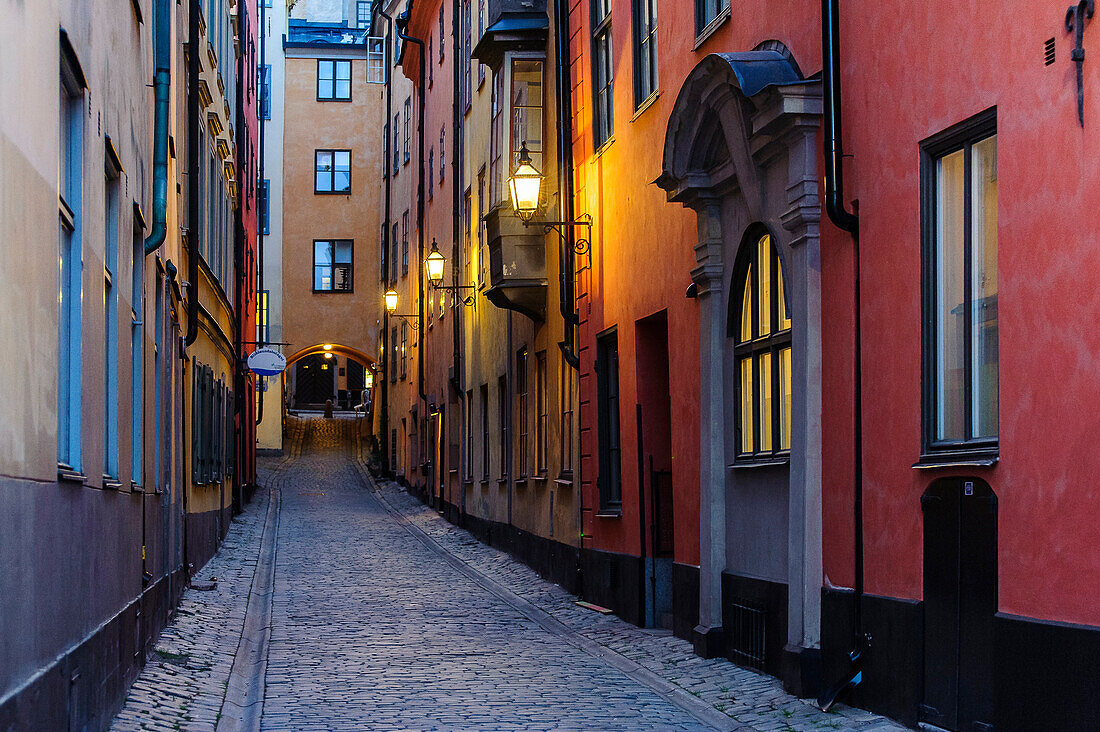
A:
[
  {"left": 428, "top": 148, "right": 435, "bottom": 198},
  {"left": 478, "top": 0, "right": 485, "bottom": 85},
  {"left": 922, "top": 110, "right": 998, "bottom": 456},
  {"left": 59, "top": 58, "right": 84, "bottom": 472},
  {"left": 428, "top": 37, "right": 434, "bottom": 85},
  {"left": 391, "top": 222, "right": 399, "bottom": 281},
  {"left": 379, "top": 224, "right": 387, "bottom": 283},
  {"left": 357, "top": 1, "right": 370, "bottom": 29},
  {"left": 536, "top": 351, "right": 547, "bottom": 473},
  {"left": 596, "top": 329, "right": 621, "bottom": 511},
  {"left": 317, "top": 59, "right": 352, "bottom": 101},
  {"left": 261, "top": 179, "right": 270, "bottom": 233},
  {"left": 464, "top": 389, "right": 473, "bottom": 480},
  {"left": 696, "top": 0, "right": 729, "bottom": 35},
  {"left": 732, "top": 230, "right": 792, "bottom": 459},
  {"left": 403, "top": 97, "right": 411, "bottom": 163},
  {"left": 315, "top": 149, "right": 351, "bottom": 193},
  {"left": 313, "top": 239, "right": 353, "bottom": 292},
  {"left": 489, "top": 72, "right": 504, "bottom": 203},
  {"left": 382, "top": 123, "right": 389, "bottom": 179},
  {"left": 516, "top": 349, "right": 529, "bottom": 478},
  {"left": 632, "top": 0, "right": 657, "bottom": 105},
  {"left": 367, "top": 37, "right": 386, "bottom": 83},
  {"left": 260, "top": 65, "right": 271, "bottom": 119},
  {"left": 592, "top": 0, "right": 614, "bottom": 148},
  {"left": 462, "top": 0, "right": 472, "bottom": 108},
  {"left": 104, "top": 159, "right": 121, "bottom": 481},
  {"left": 463, "top": 188, "right": 472, "bottom": 271},
  {"left": 400, "top": 322, "right": 408, "bottom": 378},
  {"left": 478, "top": 169, "right": 487, "bottom": 284},
  {"left": 392, "top": 113, "right": 400, "bottom": 174},
  {"left": 440, "top": 125, "right": 446, "bottom": 181},
  {"left": 391, "top": 326, "right": 398, "bottom": 382},
  {"left": 256, "top": 290, "right": 269, "bottom": 344},
  {"left": 560, "top": 351, "right": 574, "bottom": 474},
  {"left": 439, "top": 6, "right": 446, "bottom": 60},
  {"left": 510, "top": 58, "right": 544, "bottom": 176},
  {"left": 401, "top": 211, "right": 409, "bottom": 275},
  {"left": 130, "top": 223, "right": 144, "bottom": 486},
  {"left": 480, "top": 384, "right": 490, "bottom": 479},
  {"left": 498, "top": 375, "right": 509, "bottom": 479}
]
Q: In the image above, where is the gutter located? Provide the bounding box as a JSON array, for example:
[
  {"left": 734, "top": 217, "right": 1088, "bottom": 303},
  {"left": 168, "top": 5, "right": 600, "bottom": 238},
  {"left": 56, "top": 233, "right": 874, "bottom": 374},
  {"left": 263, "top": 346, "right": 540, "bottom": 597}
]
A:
[
  {"left": 395, "top": 12, "right": 427, "bottom": 409},
  {"left": 820, "top": 0, "right": 866, "bottom": 711},
  {"left": 143, "top": 0, "right": 171, "bottom": 256},
  {"left": 185, "top": 0, "right": 201, "bottom": 348},
  {"left": 374, "top": 0, "right": 393, "bottom": 473},
  {"left": 450, "top": 0, "right": 464, "bottom": 513},
  {"left": 256, "top": 0, "right": 267, "bottom": 426},
  {"left": 552, "top": 0, "right": 579, "bottom": 370}
]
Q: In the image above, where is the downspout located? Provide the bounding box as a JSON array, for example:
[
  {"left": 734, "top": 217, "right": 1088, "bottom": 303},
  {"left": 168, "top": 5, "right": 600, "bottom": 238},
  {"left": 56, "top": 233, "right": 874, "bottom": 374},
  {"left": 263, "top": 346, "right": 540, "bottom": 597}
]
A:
[
  {"left": 256, "top": 0, "right": 268, "bottom": 426},
  {"left": 232, "top": 0, "right": 248, "bottom": 510},
  {"left": 450, "top": 0, "right": 463, "bottom": 517},
  {"left": 144, "top": 0, "right": 171, "bottom": 257},
  {"left": 820, "top": 0, "right": 865, "bottom": 710},
  {"left": 395, "top": 13, "right": 428, "bottom": 409},
  {"left": 374, "top": 1, "right": 393, "bottom": 473},
  {"left": 553, "top": 0, "right": 579, "bottom": 371},
  {"left": 185, "top": 0, "right": 201, "bottom": 348}
]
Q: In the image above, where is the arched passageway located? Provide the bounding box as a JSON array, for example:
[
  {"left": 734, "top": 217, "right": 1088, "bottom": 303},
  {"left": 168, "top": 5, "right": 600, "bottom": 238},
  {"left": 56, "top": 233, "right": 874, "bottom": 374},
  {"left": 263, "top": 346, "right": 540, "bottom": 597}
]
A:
[{"left": 284, "top": 343, "right": 377, "bottom": 411}]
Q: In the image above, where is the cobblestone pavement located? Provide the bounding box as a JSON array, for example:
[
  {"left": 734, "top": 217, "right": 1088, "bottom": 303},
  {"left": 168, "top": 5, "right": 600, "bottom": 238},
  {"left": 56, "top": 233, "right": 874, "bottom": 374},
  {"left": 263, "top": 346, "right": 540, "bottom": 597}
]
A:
[
  {"left": 111, "top": 488, "right": 273, "bottom": 732},
  {"left": 113, "top": 415, "right": 906, "bottom": 731}
]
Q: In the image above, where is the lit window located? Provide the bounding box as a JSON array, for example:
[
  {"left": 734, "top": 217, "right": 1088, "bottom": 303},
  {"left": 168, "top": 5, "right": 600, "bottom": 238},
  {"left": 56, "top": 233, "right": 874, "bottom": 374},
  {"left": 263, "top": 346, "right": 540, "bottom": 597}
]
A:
[
  {"left": 922, "top": 111, "right": 998, "bottom": 454},
  {"left": 510, "top": 58, "right": 543, "bottom": 175},
  {"left": 732, "top": 231, "right": 791, "bottom": 459}
]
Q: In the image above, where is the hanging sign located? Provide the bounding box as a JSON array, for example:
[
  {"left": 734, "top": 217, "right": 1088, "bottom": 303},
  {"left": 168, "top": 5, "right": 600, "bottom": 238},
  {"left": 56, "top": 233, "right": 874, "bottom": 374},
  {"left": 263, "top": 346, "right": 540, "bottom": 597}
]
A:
[{"left": 247, "top": 347, "right": 287, "bottom": 377}]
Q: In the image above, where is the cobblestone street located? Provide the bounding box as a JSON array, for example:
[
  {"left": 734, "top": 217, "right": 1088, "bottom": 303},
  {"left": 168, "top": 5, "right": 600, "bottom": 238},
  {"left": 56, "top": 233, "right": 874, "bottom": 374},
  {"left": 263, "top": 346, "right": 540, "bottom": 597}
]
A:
[{"left": 112, "top": 417, "right": 904, "bottom": 731}]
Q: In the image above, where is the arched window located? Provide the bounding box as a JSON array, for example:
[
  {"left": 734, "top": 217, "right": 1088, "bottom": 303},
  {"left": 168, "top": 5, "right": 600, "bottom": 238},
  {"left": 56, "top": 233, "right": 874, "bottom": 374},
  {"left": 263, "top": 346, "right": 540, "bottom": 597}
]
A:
[{"left": 731, "top": 230, "right": 792, "bottom": 459}]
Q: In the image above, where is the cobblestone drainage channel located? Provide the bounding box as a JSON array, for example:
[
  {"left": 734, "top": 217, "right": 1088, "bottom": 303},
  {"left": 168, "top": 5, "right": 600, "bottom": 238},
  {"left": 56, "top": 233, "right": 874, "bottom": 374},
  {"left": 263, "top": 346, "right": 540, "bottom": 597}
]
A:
[{"left": 215, "top": 485, "right": 281, "bottom": 732}]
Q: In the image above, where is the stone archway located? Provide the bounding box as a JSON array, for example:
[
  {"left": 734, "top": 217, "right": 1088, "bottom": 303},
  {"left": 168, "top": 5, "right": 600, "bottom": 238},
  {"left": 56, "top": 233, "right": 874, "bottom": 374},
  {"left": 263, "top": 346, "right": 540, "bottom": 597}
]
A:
[{"left": 655, "top": 50, "right": 824, "bottom": 694}]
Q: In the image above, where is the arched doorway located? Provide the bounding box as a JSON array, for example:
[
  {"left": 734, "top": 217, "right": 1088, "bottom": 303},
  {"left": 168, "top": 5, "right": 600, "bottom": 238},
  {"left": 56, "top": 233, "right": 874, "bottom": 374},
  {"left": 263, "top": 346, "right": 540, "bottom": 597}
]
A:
[{"left": 285, "top": 344, "right": 378, "bottom": 412}]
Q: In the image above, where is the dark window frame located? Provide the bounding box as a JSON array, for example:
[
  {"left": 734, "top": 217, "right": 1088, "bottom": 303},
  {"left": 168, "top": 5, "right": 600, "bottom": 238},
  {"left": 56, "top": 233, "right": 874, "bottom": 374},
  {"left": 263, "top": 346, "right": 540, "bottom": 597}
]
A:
[
  {"left": 729, "top": 224, "right": 792, "bottom": 464},
  {"left": 480, "top": 383, "right": 490, "bottom": 480},
  {"left": 919, "top": 107, "right": 999, "bottom": 462},
  {"left": 591, "top": 0, "right": 614, "bottom": 149},
  {"left": 695, "top": 0, "right": 730, "bottom": 37},
  {"left": 314, "top": 148, "right": 352, "bottom": 194},
  {"left": 312, "top": 239, "right": 354, "bottom": 293},
  {"left": 516, "top": 348, "right": 529, "bottom": 479},
  {"left": 631, "top": 0, "right": 657, "bottom": 108},
  {"left": 596, "top": 327, "right": 621, "bottom": 514},
  {"left": 316, "top": 59, "right": 352, "bottom": 102}
]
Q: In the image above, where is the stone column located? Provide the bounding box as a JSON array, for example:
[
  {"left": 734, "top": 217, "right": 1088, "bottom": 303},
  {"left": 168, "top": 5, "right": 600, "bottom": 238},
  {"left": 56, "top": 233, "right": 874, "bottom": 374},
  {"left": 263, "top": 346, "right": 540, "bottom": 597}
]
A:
[{"left": 691, "top": 197, "right": 727, "bottom": 658}]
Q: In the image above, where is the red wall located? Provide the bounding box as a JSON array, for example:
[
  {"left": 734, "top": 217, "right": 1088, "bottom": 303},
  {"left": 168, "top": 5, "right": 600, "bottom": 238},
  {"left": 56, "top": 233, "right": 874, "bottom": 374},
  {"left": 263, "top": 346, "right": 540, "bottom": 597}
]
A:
[{"left": 821, "top": 0, "right": 1100, "bottom": 626}]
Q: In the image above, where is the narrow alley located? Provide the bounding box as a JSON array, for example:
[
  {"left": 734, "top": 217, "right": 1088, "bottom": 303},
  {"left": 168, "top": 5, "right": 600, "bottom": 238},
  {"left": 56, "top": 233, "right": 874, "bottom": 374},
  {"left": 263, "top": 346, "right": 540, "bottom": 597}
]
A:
[{"left": 110, "top": 417, "right": 900, "bottom": 731}]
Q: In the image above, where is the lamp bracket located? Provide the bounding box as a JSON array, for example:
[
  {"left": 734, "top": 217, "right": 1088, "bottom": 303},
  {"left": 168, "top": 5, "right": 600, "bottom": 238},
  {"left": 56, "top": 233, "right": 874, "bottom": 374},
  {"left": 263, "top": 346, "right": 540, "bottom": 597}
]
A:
[
  {"left": 389, "top": 313, "right": 420, "bottom": 330},
  {"left": 524, "top": 214, "right": 593, "bottom": 255}
]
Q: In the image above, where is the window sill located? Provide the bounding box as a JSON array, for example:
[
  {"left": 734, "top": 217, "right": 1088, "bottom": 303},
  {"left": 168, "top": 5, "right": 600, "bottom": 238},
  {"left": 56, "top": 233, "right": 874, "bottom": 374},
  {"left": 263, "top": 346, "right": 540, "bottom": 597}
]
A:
[
  {"left": 554, "top": 477, "right": 573, "bottom": 487},
  {"left": 728, "top": 457, "right": 790, "bottom": 470},
  {"left": 693, "top": 6, "right": 731, "bottom": 51},
  {"left": 630, "top": 90, "right": 661, "bottom": 122},
  {"left": 103, "top": 476, "right": 124, "bottom": 491},
  {"left": 515, "top": 476, "right": 528, "bottom": 487},
  {"left": 530, "top": 474, "right": 548, "bottom": 485},
  {"left": 595, "top": 508, "right": 622, "bottom": 519},
  {"left": 913, "top": 452, "right": 998, "bottom": 470},
  {"left": 480, "top": 478, "right": 490, "bottom": 487},
  {"left": 58, "top": 466, "right": 87, "bottom": 485},
  {"left": 594, "top": 134, "right": 616, "bottom": 159},
  {"left": 497, "top": 477, "right": 508, "bottom": 485}
]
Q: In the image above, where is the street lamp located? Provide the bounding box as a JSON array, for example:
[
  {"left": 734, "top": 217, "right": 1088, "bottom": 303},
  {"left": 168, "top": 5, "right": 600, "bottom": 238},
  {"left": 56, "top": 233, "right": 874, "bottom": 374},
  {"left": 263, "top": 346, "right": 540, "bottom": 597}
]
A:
[
  {"left": 506, "top": 143, "right": 592, "bottom": 254},
  {"left": 423, "top": 238, "right": 476, "bottom": 305},
  {"left": 425, "top": 240, "right": 446, "bottom": 287},
  {"left": 509, "top": 142, "right": 542, "bottom": 222},
  {"left": 365, "top": 368, "right": 374, "bottom": 389},
  {"left": 384, "top": 289, "right": 399, "bottom": 314}
]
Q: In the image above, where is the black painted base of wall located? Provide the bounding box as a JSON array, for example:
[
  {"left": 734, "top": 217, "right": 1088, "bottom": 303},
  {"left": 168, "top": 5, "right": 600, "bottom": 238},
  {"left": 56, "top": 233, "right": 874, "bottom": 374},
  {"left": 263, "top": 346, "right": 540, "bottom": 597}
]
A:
[
  {"left": 821, "top": 589, "right": 1100, "bottom": 730},
  {"left": 722, "top": 572, "right": 789, "bottom": 679},
  {"left": 424, "top": 496, "right": 698, "bottom": 640},
  {"left": 0, "top": 567, "right": 187, "bottom": 732},
  {"left": 185, "top": 504, "right": 233, "bottom": 573}
]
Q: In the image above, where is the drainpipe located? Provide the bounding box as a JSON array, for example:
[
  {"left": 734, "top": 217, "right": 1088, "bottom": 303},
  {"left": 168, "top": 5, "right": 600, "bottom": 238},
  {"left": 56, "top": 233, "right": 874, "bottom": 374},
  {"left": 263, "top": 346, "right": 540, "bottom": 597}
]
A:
[
  {"left": 256, "top": 0, "right": 267, "bottom": 426},
  {"left": 395, "top": 13, "right": 427, "bottom": 409},
  {"left": 374, "top": 1, "right": 393, "bottom": 473},
  {"left": 552, "top": 0, "right": 579, "bottom": 371},
  {"left": 450, "top": 0, "right": 463, "bottom": 517},
  {"left": 185, "top": 0, "right": 201, "bottom": 348},
  {"left": 144, "top": 0, "right": 171, "bottom": 256},
  {"left": 821, "top": 0, "right": 866, "bottom": 710}
]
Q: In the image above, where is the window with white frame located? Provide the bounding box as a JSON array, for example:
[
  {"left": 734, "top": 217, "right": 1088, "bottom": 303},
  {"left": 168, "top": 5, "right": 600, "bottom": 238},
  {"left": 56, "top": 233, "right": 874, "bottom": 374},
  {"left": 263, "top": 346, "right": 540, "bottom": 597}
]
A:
[
  {"left": 367, "top": 37, "right": 386, "bottom": 83},
  {"left": 357, "top": 1, "right": 371, "bottom": 28}
]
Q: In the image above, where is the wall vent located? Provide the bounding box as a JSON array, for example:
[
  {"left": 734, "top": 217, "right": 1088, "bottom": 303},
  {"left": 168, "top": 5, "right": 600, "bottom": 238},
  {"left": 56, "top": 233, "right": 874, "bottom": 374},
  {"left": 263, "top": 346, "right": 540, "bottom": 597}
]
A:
[{"left": 1045, "top": 37, "right": 1057, "bottom": 66}]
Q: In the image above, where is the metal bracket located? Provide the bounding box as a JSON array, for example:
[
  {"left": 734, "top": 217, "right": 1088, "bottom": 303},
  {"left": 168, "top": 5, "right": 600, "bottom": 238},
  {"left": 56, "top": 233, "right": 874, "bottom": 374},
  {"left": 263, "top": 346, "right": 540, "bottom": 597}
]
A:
[
  {"left": 525, "top": 214, "right": 593, "bottom": 255},
  {"left": 1067, "top": 0, "right": 1095, "bottom": 126}
]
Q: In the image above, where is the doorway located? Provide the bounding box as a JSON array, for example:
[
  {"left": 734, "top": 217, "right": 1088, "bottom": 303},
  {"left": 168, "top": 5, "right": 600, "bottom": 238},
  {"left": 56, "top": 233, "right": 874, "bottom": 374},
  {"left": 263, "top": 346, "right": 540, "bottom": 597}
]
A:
[
  {"left": 636, "top": 312, "right": 675, "bottom": 630},
  {"left": 294, "top": 354, "right": 336, "bottom": 407},
  {"left": 921, "top": 477, "right": 997, "bottom": 731}
]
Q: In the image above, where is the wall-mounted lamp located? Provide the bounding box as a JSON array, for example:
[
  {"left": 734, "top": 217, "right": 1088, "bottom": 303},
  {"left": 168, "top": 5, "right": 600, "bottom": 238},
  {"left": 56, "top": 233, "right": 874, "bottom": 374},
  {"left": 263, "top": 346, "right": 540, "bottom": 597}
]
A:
[
  {"left": 508, "top": 142, "right": 592, "bottom": 254},
  {"left": 424, "top": 239, "right": 476, "bottom": 306},
  {"left": 323, "top": 343, "right": 333, "bottom": 351},
  {"left": 383, "top": 289, "right": 421, "bottom": 329}
]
